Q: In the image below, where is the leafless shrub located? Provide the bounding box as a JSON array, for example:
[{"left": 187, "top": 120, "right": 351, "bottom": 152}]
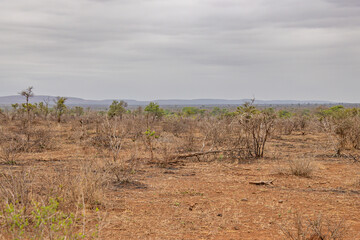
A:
[
  {"left": 104, "top": 158, "right": 137, "bottom": 183},
  {"left": 156, "top": 132, "right": 177, "bottom": 167},
  {"left": 162, "top": 117, "right": 189, "bottom": 136},
  {"left": 280, "top": 213, "right": 346, "bottom": 240},
  {"left": 91, "top": 117, "right": 144, "bottom": 182},
  {"left": 276, "top": 118, "right": 297, "bottom": 135},
  {"left": 172, "top": 118, "right": 198, "bottom": 153},
  {"left": 295, "top": 115, "right": 310, "bottom": 135},
  {"left": 30, "top": 128, "right": 54, "bottom": 152},
  {"left": 0, "top": 143, "right": 21, "bottom": 165},
  {"left": 0, "top": 168, "right": 34, "bottom": 212},
  {"left": 199, "top": 119, "right": 228, "bottom": 151},
  {"left": 180, "top": 132, "right": 197, "bottom": 153},
  {"left": 93, "top": 117, "right": 130, "bottom": 162},
  {"left": 238, "top": 110, "right": 276, "bottom": 158},
  {"left": 0, "top": 131, "right": 26, "bottom": 164}
]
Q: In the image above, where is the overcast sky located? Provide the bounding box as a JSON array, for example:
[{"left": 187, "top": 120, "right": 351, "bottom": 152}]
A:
[{"left": 1, "top": 0, "right": 360, "bottom": 102}]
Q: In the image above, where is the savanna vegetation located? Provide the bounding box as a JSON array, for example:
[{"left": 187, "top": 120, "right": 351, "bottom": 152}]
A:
[{"left": 0, "top": 88, "right": 359, "bottom": 239}]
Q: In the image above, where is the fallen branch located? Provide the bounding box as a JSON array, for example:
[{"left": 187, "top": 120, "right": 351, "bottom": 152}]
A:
[
  {"left": 249, "top": 180, "right": 274, "bottom": 186},
  {"left": 169, "top": 148, "right": 246, "bottom": 161}
]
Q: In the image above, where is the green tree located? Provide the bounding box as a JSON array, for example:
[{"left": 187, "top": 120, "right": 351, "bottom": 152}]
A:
[
  {"left": 278, "top": 110, "right": 293, "bottom": 118},
  {"left": 38, "top": 101, "right": 50, "bottom": 118},
  {"left": 144, "top": 102, "right": 164, "bottom": 121},
  {"left": 73, "top": 106, "right": 84, "bottom": 117},
  {"left": 11, "top": 103, "right": 19, "bottom": 111},
  {"left": 182, "top": 107, "right": 198, "bottom": 116},
  {"left": 210, "top": 107, "right": 228, "bottom": 116},
  {"left": 107, "top": 100, "right": 128, "bottom": 118},
  {"left": 237, "top": 99, "right": 259, "bottom": 118},
  {"left": 19, "top": 86, "right": 34, "bottom": 145},
  {"left": 54, "top": 97, "right": 67, "bottom": 123}
]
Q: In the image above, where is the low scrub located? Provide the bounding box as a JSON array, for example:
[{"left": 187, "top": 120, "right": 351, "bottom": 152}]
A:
[
  {"left": 280, "top": 213, "right": 346, "bottom": 240},
  {"left": 288, "top": 158, "right": 314, "bottom": 178}
]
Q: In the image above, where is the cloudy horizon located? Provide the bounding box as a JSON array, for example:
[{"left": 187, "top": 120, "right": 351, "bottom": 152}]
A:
[{"left": 1, "top": 0, "right": 360, "bottom": 102}]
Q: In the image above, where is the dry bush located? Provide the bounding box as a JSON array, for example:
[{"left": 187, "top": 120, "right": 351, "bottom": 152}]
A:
[
  {"left": 162, "top": 117, "right": 189, "bottom": 136},
  {"left": 0, "top": 110, "right": 8, "bottom": 124},
  {"left": 180, "top": 132, "right": 197, "bottom": 153},
  {"left": 0, "top": 141, "right": 22, "bottom": 165},
  {"left": 92, "top": 117, "right": 143, "bottom": 182},
  {"left": 319, "top": 107, "right": 360, "bottom": 155},
  {"left": 156, "top": 132, "right": 177, "bottom": 167},
  {"left": 195, "top": 117, "right": 250, "bottom": 162},
  {"left": 0, "top": 131, "right": 26, "bottom": 164},
  {"left": 47, "top": 162, "right": 106, "bottom": 210},
  {"left": 69, "top": 113, "right": 102, "bottom": 143},
  {"left": 347, "top": 117, "right": 360, "bottom": 149},
  {"left": 294, "top": 115, "right": 311, "bottom": 135},
  {"left": 103, "top": 156, "right": 138, "bottom": 183},
  {"left": 198, "top": 118, "right": 229, "bottom": 151},
  {"left": 175, "top": 118, "right": 198, "bottom": 153},
  {"left": 93, "top": 117, "right": 130, "bottom": 161},
  {"left": 276, "top": 118, "right": 297, "bottom": 135},
  {"left": 0, "top": 164, "right": 106, "bottom": 239},
  {"left": 30, "top": 128, "right": 54, "bottom": 152},
  {"left": 288, "top": 158, "right": 314, "bottom": 178},
  {"left": 0, "top": 120, "right": 54, "bottom": 154},
  {"left": 0, "top": 168, "right": 34, "bottom": 212},
  {"left": 280, "top": 213, "right": 346, "bottom": 240},
  {"left": 238, "top": 112, "right": 275, "bottom": 158}
]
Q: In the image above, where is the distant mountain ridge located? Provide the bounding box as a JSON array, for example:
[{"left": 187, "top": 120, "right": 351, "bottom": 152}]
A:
[{"left": 0, "top": 95, "right": 335, "bottom": 107}]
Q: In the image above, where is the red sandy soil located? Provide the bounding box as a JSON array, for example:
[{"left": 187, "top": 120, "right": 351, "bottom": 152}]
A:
[{"left": 6, "top": 129, "right": 360, "bottom": 239}]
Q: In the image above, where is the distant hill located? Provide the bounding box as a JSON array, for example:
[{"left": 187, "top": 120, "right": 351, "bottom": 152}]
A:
[{"left": 0, "top": 95, "right": 335, "bottom": 108}]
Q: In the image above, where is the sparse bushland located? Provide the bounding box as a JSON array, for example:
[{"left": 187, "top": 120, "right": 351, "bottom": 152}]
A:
[
  {"left": 2, "top": 89, "right": 360, "bottom": 238},
  {"left": 318, "top": 105, "right": 360, "bottom": 155}
]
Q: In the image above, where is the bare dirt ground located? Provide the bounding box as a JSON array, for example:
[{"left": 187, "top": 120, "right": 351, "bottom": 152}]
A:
[{"left": 3, "top": 126, "right": 358, "bottom": 240}]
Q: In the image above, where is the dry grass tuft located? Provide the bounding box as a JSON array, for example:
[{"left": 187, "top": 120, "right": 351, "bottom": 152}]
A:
[
  {"left": 288, "top": 157, "right": 315, "bottom": 178},
  {"left": 279, "top": 213, "right": 346, "bottom": 240}
]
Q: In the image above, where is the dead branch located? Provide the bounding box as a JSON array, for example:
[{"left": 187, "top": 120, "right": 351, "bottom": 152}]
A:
[
  {"left": 249, "top": 180, "right": 274, "bottom": 186},
  {"left": 169, "top": 148, "right": 246, "bottom": 161}
]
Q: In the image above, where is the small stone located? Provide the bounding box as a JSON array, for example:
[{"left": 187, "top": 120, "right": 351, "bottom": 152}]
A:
[
  {"left": 241, "top": 198, "right": 248, "bottom": 202},
  {"left": 217, "top": 213, "right": 222, "bottom": 217},
  {"left": 278, "top": 200, "right": 284, "bottom": 203}
]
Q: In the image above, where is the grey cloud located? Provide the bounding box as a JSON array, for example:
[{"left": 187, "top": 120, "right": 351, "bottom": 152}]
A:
[
  {"left": 0, "top": 0, "right": 360, "bottom": 102},
  {"left": 326, "top": 0, "right": 360, "bottom": 7}
]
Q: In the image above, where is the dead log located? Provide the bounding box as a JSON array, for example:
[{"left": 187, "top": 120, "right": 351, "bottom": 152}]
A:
[
  {"left": 169, "top": 148, "right": 246, "bottom": 161},
  {"left": 249, "top": 180, "right": 274, "bottom": 186}
]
